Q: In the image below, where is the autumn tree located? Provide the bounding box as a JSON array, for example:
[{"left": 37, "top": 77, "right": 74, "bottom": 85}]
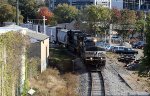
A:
[
  {"left": 119, "top": 9, "right": 137, "bottom": 41},
  {"left": 37, "top": 7, "right": 54, "bottom": 24},
  {"left": 111, "top": 8, "right": 121, "bottom": 24},
  {"left": 54, "top": 4, "right": 78, "bottom": 23}
]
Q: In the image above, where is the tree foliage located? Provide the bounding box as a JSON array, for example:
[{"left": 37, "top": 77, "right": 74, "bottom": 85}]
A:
[
  {"left": 135, "top": 11, "right": 146, "bottom": 39},
  {"left": 54, "top": 4, "right": 78, "bottom": 23},
  {"left": 19, "top": 0, "right": 39, "bottom": 22},
  {"left": 0, "top": 3, "right": 16, "bottom": 23},
  {"left": 37, "top": 7, "right": 54, "bottom": 24},
  {"left": 111, "top": 8, "right": 121, "bottom": 24},
  {"left": 2, "top": 0, "right": 43, "bottom": 23},
  {"left": 79, "top": 5, "right": 111, "bottom": 35},
  {"left": 0, "top": 32, "right": 30, "bottom": 95},
  {"left": 115, "top": 9, "right": 137, "bottom": 40},
  {"left": 121, "top": 9, "right": 137, "bottom": 25},
  {"left": 139, "top": 13, "right": 150, "bottom": 75}
]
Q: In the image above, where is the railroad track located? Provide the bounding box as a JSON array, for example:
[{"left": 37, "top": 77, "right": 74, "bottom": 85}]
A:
[{"left": 88, "top": 71, "right": 105, "bottom": 96}]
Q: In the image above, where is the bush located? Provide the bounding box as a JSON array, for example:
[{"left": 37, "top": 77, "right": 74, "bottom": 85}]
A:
[
  {"left": 49, "top": 48, "right": 74, "bottom": 72},
  {"left": 30, "top": 68, "right": 78, "bottom": 96}
]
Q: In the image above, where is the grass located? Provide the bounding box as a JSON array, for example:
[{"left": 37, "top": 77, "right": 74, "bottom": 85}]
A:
[
  {"left": 106, "top": 52, "right": 119, "bottom": 59},
  {"left": 49, "top": 47, "right": 75, "bottom": 72},
  {"left": 50, "top": 47, "right": 74, "bottom": 60},
  {"left": 30, "top": 68, "right": 78, "bottom": 96},
  {"left": 29, "top": 47, "right": 79, "bottom": 95}
]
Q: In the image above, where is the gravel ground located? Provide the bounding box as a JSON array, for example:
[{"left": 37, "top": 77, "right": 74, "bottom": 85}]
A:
[
  {"left": 104, "top": 60, "right": 133, "bottom": 96},
  {"left": 51, "top": 44, "right": 149, "bottom": 96},
  {"left": 75, "top": 57, "right": 134, "bottom": 96},
  {"left": 74, "top": 58, "right": 89, "bottom": 96},
  {"left": 76, "top": 56, "right": 149, "bottom": 96},
  {"left": 106, "top": 51, "right": 150, "bottom": 96}
]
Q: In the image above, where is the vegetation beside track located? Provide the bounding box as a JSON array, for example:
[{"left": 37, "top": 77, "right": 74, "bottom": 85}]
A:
[
  {"left": 49, "top": 47, "right": 75, "bottom": 72},
  {"left": 30, "top": 47, "right": 78, "bottom": 96}
]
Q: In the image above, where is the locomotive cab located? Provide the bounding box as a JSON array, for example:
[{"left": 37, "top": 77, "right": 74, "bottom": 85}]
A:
[
  {"left": 84, "top": 46, "right": 106, "bottom": 65},
  {"left": 82, "top": 44, "right": 106, "bottom": 68}
]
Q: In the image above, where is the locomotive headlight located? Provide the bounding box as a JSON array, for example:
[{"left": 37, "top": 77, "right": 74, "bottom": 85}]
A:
[
  {"left": 90, "top": 57, "right": 93, "bottom": 61},
  {"left": 93, "top": 38, "right": 97, "bottom": 42}
]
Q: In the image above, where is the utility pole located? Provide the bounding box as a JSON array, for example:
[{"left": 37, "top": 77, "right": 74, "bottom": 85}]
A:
[
  {"left": 109, "top": 24, "right": 112, "bottom": 44},
  {"left": 138, "top": 0, "right": 141, "bottom": 10},
  {"left": 144, "top": 12, "right": 147, "bottom": 42},
  {"left": 43, "top": 16, "right": 47, "bottom": 34},
  {"left": 105, "top": 30, "right": 107, "bottom": 43},
  {"left": 109, "top": 0, "right": 112, "bottom": 9},
  {"left": 16, "top": 0, "right": 19, "bottom": 25}
]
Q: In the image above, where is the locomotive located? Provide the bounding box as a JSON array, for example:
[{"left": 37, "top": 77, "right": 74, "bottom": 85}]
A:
[{"left": 49, "top": 27, "right": 106, "bottom": 68}]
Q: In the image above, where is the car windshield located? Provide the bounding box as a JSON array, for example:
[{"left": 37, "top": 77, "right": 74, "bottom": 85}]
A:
[
  {"left": 106, "top": 45, "right": 110, "bottom": 48},
  {"left": 86, "top": 46, "right": 105, "bottom": 51},
  {"left": 114, "top": 47, "right": 118, "bottom": 49},
  {"left": 119, "top": 47, "right": 124, "bottom": 50},
  {"left": 128, "top": 48, "right": 133, "bottom": 50},
  {"left": 110, "top": 46, "right": 114, "bottom": 49},
  {"left": 85, "top": 40, "right": 95, "bottom": 47}
]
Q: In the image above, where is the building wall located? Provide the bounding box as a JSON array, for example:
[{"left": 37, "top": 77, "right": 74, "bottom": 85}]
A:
[
  {"left": 70, "top": 0, "right": 94, "bottom": 9},
  {"left": 112, "top": 0, "right": 123, "bottom": 9},
  {"left": 41, "top": 38, "right": 49, "bottom": 72},
  {"left": 95, "top": 0, "right": 110, "bottom": 8},
  {"left": 123, "top": 0, "right": 150, "bottom": 10},
  {"left": 50, "top": 0, "right": 150, "bottom": 10},
  {"left": 123, "top": 0, "right": 139, "bottom": 10},
  {"left": 27, "top": 38, "right": 49, "bottom": 73},
  {"left": 51, "top": 0, "right": 111, "bottom": 9},
  {"left": 27, "top": 42, "right": 41, "bottom": 59}
]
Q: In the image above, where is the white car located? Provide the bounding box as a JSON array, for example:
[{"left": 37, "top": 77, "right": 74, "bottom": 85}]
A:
[{"left": 105, "top": 45, "right": 114, "bottom": 51}]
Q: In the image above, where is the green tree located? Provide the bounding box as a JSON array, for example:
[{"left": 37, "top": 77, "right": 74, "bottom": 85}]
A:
[
  {"left": 54, "top": 4, "right": 78, "bottom": 23},
  {"left": 19, "top": 0, "right": 38, "bottom": 22},
  {"left": 139, "top": 12, "right": 150, "bottom": 75},
  {"left": 79, "top": 5, "right": 111, "bottom": 36},
  {"left": 135, "top": 11, "right": 146, "bottom": 40},
  {"left": 0, "top": 3, "right": 16, "bottom": 24}
]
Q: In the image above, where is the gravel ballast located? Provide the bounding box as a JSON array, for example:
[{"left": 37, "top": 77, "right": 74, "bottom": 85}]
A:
[{"left": 76, "top": 57, "right": 149, "bottom": 96}]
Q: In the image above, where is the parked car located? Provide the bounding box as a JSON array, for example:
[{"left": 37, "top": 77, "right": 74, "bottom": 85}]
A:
[
  {"left": 132, "top": 41, "right": 146, "bottom": 49},
  {"left": 111, "top": 35, "right": 122, "bottom": 41},
  {"left": 113, "top": 46, "right": 138, "bottom": 54},
  {"left": 123, "top": 48, "right": 138, "bottom": 54},
  {"left": 136, "top": 42, "right": 146, "bottom": 49},
  {"left": 126, "top": 60, "right": 141, "bottom": 70},
  {"left": 96, "top": 42, "right": 108, "bottom": 49},
  {"left": 105, "top": 45, "right": 114, "bottom": 51},
  {"left": 112, "top": 46, "right": 125, "bottom": 53}
]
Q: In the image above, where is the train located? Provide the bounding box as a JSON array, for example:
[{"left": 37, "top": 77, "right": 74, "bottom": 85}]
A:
[{"left": 48, "top": 27, "right": 106, "bottom": 69}]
